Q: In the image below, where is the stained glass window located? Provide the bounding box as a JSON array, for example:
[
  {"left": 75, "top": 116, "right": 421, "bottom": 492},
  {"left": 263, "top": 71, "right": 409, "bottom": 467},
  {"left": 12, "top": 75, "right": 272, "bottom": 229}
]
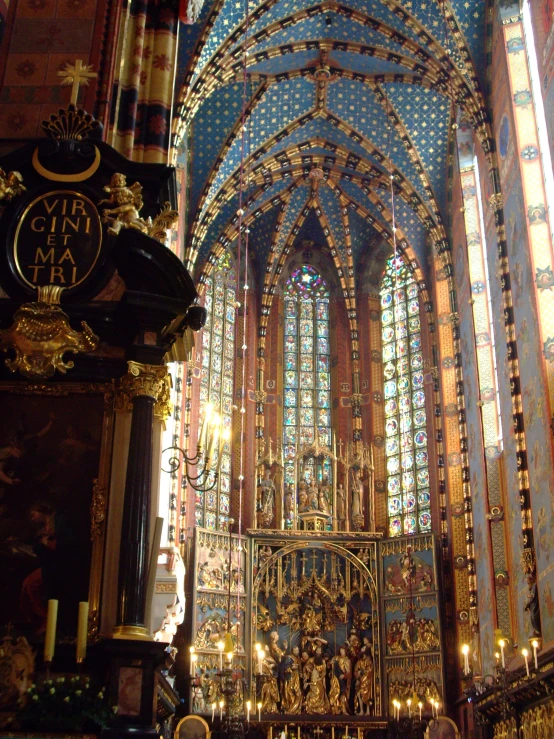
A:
[
  {"left": 197, "top": 252, "right": 235, "bottom": 531},
  {"left": 283, "top": 265, "right": 332, "bottom": 487},
  {"left": 380, "top": 255, "right": 430, "bottom": 537}
]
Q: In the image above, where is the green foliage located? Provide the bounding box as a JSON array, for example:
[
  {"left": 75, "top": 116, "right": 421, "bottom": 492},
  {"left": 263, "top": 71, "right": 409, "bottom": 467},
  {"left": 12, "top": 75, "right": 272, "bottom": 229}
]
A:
[{"left": 17, "top": 676, "right": 115, "bottom": 732}]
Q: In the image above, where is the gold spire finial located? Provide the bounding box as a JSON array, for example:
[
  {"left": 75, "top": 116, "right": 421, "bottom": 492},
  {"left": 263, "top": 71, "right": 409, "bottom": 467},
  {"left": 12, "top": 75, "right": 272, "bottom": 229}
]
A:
[{"left": 57, "top": 60, "right": 97, "bottom": 105}]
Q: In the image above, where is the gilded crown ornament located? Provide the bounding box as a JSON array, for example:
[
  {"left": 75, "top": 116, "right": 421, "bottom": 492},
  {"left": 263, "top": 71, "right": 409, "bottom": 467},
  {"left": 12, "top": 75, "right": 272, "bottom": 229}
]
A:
[{"left": 0, "top": 285, "right": 98, "bottom": 379}]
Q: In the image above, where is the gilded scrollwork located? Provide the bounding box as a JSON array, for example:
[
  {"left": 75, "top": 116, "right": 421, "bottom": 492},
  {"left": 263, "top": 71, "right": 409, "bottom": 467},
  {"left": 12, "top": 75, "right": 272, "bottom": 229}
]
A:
[
  {"left": 0, "top": 286, "right": 98, "bottom": 379},
  {"left": 519, "top": 701, "right": 554, "bottom": 739},
  {"left": 90, "top": 478, "right": 107, "bottom": 539}
]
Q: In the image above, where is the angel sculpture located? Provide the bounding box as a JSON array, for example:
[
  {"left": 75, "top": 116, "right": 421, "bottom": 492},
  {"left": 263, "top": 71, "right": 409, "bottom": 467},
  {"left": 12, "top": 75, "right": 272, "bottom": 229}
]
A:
[
  {"left": 0, "top": 169, "right": 25, "bottom": 202},
  {"left": 99, "top": 173, "right": 149, "bottom": 235}
]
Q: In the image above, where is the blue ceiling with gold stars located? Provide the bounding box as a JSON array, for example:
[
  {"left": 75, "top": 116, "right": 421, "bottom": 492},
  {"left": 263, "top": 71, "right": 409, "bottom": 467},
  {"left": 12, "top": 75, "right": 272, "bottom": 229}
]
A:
[{"left": 174, "top": 0, "right": 489, "bottom": 282}]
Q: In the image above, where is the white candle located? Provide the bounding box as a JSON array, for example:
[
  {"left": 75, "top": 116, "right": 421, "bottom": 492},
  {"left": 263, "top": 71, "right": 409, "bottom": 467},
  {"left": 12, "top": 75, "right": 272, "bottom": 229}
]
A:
[
  {"left": 191, "top": 654, "right": 197, "bottom": 676},
  {"left": 407, "top": 698, "right": 411, "bottom": 718},
  {"left": 532, "top": 639, "right": 539, "bottom": 670},
  {"left": 44, "top": 599, "right": 58, "bottom": 663},
  {"left": 211, "top": 702, "right": 216, "bottom": 721},
  {"left": 218, "top": 640, "right": 224, "bottom": 671},
  {"left": 219, "top": 700, "right": 224, "bottom": 720},
  {"left": 189, "top": 646, "right": 195, "bottom": 676},
  {"left": 462, "top": 643, "right": 470, "bottom": 675},
  {"left": 418, "top": 701, "right": 422, "bottom": 720},
  {"left": 76, "top": 601, "right": 88, "bottom": 662},
  {"left": 499, "top": 639, "right": 506, "bottom": 668},
  {"left": 246, "top": 700, "right": 251, "bottom": 723},
  {"left": 522, "top": 648, "right": 530, "bottom": 677},
  {"left": 258, "top": 701, "right": 262, "bottom": 722}
]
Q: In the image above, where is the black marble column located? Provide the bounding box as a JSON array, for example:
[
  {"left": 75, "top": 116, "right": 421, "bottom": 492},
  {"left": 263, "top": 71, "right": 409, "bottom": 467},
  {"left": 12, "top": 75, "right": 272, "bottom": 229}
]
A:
[
  {"left": 116, "top": 394, "right": 154, "bottom": 633},
  {"left": 113, "top": 361, "right": 167, "bottom": 639}
]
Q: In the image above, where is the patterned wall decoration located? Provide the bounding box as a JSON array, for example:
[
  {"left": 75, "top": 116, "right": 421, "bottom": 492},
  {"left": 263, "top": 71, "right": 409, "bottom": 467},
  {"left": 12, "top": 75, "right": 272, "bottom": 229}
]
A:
[
  {"left": 0, "top": 0, "right": 102, "bottom": 138},
  {"left": 454, "top": 167, "right": 498, "bottom": 677},
  {"left": 501, "top": 16, "right": 554, "bottom": 645}
]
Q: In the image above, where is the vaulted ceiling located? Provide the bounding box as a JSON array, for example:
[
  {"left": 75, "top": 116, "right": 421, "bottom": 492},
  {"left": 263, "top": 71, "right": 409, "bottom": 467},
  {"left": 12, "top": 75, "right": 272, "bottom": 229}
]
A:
[{"left": 173, "top": 0, "right": 490, "bottom": 284}]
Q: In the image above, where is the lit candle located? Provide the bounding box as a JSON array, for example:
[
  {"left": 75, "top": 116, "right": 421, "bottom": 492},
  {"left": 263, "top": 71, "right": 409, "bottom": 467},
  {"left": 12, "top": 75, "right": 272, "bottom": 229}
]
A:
[
  {"left": 44, "top": 599, "right": 58, "bottom": 663},
  {"left": 76, "top": 601, "right": 89, "bottom": 662},
  {"left": 219, "top": 699, "right": 224, "bottom": 720},
  {"left": 461, "top": 643, "right": 470, "bottom": 675},
  {"left": 499, "top": 638, "right": 506, "bottom": 668},
  {"left": 532, "top": 639, "right": 539, "bottom": 671},
  {"left": 246, "top": 700, "right": 251, "bottom": 723},
  {"left": 189, "top": 646, "right": 195, "bottom": 676},
  {"left": 407, "top": 698, "right": 412, "bottom": 718},
  {"left": 522, "top": 648, "right": 530, "bottom": 677},
  {"left": 191, "top": 654, "right": 198, "bottom": 676},
  {"left": 218, "top": 640, "right": 224, "bottom": 671},
  {"left": 211, "top": 702, "right": 216, "bottom": 721},
  {"left": 257, "top": 701, "right": 262, "bottom": 722},
  {"left": 495, "top": 651, "right": 500, "bottom": 665},
  {"left": 418, "top": 701, "right": 423, "bottom": 721}
]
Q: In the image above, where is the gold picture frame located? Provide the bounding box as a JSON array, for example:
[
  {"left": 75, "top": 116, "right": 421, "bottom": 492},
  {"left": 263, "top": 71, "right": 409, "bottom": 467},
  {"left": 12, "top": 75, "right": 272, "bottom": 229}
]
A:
[{"left": 0, "top": 381, "right": 114, "bottom": 641}]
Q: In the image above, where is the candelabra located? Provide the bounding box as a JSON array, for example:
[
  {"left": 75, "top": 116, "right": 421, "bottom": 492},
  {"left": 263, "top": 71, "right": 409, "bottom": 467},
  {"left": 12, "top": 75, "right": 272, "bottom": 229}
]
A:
[{"left": 162, "top": 401, "right": 230, "bottom": 492}]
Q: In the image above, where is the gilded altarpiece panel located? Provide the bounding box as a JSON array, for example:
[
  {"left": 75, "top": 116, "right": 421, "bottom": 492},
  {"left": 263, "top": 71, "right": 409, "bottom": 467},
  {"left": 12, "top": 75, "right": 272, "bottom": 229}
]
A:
[
  {"left": 250, "top": 531, "right": 382, "bottom": 718},
  {"left": 381, "top": 535, "right": 444, "bottom": 716},
  {"left": 189, "top": 528, "right": 248, "bottom": 713}
]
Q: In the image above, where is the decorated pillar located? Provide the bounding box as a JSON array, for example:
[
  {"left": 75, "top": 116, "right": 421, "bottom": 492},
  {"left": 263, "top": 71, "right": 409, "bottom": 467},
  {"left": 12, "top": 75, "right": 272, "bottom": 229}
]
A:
[{"left": 114, "top": 360, "right": 170, "bottom": 639}]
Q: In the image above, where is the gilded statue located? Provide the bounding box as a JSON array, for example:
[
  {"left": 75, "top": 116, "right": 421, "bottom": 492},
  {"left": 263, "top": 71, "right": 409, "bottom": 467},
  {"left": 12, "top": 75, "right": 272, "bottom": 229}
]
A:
[
  {"left": 304, "top": 648, "right": 329, "bottom": 714},
  {"left": 261, "top": 657, "right": 280, "bottom": 713},
  {"left": 306, "top": 477, "right": 318, "bottom": 510},
  {"left": 0, "top": 168, "right": 25, "bottom": 202},
  {"left": 351, "top": 470, "right": 364, "bottom": 520},
  {"left": 257, "top": 468, "right": 275, "bottom": 528},
  {"left": 99, "top": 173, "right": 150, "bottom": 235},
  {"left": 354, "top": 648, "right": 374, "bottom": 715},
  {"left": 298, "top": 481, "right": 309, "bottom": 513},
  {"left": 284, "top": 483, "right": 294, "bottom": 522},
  {"left": 279, "top": 646, "right": 302, "bottom": 714},
  {"left": 318, "top": 475, "right": 331, "bottom": 514}
]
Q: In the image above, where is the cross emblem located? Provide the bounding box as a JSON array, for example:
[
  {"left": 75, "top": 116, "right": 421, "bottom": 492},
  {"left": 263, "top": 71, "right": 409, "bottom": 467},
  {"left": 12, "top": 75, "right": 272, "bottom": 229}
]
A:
[{"left": 58, "top": 59, "right": 97, "bottom": 105}]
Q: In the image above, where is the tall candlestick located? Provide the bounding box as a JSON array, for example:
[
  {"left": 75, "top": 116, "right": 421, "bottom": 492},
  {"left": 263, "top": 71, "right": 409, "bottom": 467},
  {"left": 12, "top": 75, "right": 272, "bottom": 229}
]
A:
[
  {"left": 532, "top": 639, "right": 539, "bottom": 670},
  {"left": 522, "top": 648, "right": 530, "bottom": 677},
  {"left": 76, "top": 601, "right": 89, "bottom": 662},
  {"left": 44, "top": 599, "right": 58, "bottom": 663},
  {"left": 499, "top": 638, "right": 506, "bottom": 668},
  {"left": 462, "top": 643, "right": 470, "bottom": 675}
]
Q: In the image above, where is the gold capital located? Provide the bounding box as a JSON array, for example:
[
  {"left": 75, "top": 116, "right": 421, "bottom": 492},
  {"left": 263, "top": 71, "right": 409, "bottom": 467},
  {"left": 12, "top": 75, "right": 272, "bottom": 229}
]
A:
[{"left": 116, "top": 362, "right": 172, "bottom": 420}]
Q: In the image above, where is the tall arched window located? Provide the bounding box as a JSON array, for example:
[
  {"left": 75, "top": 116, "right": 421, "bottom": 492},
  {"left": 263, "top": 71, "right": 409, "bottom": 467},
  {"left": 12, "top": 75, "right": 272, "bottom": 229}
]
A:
[
  {"left": 283, "top": 265, "right": 332, "bottom": 486},
  {"left": 196, "top": 252, "right": 235, "bottom": 531},
  {"left": 380, "top": 255, "right": 431, "bottom": 537}
]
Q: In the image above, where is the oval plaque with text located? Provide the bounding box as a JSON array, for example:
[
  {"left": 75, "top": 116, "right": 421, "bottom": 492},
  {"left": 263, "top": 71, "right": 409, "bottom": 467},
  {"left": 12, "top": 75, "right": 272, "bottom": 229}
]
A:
[{"left": 13, "top": 190, "right": 102, "bottom": 290}]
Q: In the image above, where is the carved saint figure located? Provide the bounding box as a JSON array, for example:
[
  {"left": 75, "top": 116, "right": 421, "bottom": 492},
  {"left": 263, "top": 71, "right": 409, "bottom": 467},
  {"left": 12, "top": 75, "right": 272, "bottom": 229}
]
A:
[
  {"left": 298, "top": 481, "right": 309, "bottom": 513},
  {"left": 257, "top": 467, "right": 276, "bottom": 527},
  {"left": 524, "top": 574, "right": 541, "bottom": 636},
  {"left": 280, "top": 646, "right": 302, "bottom": 714},
  {"left": 306, "top": 477, "right": 318, "bottom": 510},
  {"left": 351, "top": 471, "right": 363, "bottom": 519},
  {"left": 304, "top": 648, "right": 329, "bottom": 714},
  {"left": 354, "top": 648, "right": 374, "bottom": 715},
  {"left": 261, "top": 657, "right": 280, "bottom": 713},
  {"left": 284, "top": 483, "right": 294, "bottom": 522}
]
